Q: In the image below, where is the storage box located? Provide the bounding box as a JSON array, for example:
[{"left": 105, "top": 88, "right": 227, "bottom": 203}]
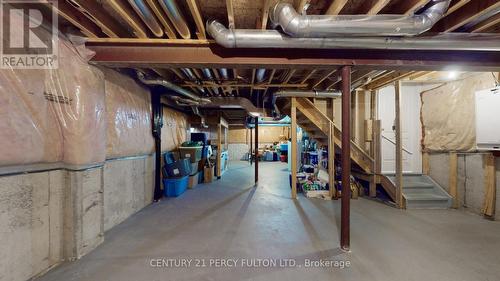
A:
[
  {"left": 163, "top": 158, "right": 191, "bottom": 178},
  {"left": 163, "top": 176, "right": 188, "bottom": 197},
  {"left": 190, "top": 161, "right": 199, "bottom": 175},
  {"left": 179, "top": 146, "right": 203, "bottom": 163},
  {"left": 188, "top": 172, "right": 199, "bottom": 189},
  {"left": 204, "top": 166, "right": 214, "bottom": 183}
]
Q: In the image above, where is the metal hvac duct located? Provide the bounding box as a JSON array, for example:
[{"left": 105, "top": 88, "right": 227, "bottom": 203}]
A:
[
  {"left": 128, "top": 0, "right": 164, "bottom": 37},
  {"left": 136, "top": 71, "right": 211, "bottom": 104},
  {"left": 159, "top": 0, "right": 191, "bottom": 39},
  {"left": 256, "top": 69, "right": 266, "bottom": 82},
  {"left": 274, "top": 90, "right": 342, "bottom": 98},
  {"left": 202, "top": 68, "right": 221, "bottom": 95},
  {"left": 270, "top": 0, "right": 451, "bottom": 37},
  {"left": 219, "top": 68, "right": 229, "bottom": 80},
  {"left": 206, "top": 20, "right": 500, "bottom": 51}
]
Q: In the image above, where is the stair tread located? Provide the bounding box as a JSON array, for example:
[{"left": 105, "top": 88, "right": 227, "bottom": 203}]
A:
[{"left": 404, "top": 193, "right": 451, "bottom": 201}]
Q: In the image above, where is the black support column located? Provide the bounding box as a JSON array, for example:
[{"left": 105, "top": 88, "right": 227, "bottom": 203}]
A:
[{"left": 152, "top": 92, "right": 163, "bottom": 201}]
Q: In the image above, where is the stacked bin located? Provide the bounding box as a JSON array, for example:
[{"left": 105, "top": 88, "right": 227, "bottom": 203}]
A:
[{"left": 162, "top": 151, "right": 189, "bottom": 197}]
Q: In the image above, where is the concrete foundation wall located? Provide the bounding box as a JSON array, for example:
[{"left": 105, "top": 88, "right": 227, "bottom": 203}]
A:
[
  {"left": 429, "top": 153, "right": 499, "bottom": 219},
  {"left": 0, "top": 156, "right": 154, "bottom": 281},
  {"left": 103, "top": 156, "right": 154, "bottom": 231}
]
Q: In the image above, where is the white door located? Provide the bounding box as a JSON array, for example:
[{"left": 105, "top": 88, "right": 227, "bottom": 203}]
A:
[{"left": 377, "top": 84, "right": 426, "bottom": 174}]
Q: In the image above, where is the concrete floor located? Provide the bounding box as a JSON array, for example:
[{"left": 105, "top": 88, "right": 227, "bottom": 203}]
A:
[{"left": 37, "top": 161, "right": 500, "bottom": 281}]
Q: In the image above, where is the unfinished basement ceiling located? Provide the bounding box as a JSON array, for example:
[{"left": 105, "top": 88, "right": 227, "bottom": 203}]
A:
[{"left": 53, "top": 0, "right": 500, "bottom": 112}]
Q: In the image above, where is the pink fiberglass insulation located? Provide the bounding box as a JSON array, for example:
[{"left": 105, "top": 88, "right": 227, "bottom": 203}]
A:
[
  {"left": 0, "top": 9, "right": 106, "bottom": 167},
  {"left": 45, "top": 41, "right": 106, "bottom": 166},
  {"left": 0, "top": 69, "right": 64, "bottom": 166},
  {"left": 102, "top": 68, "right": 154, "bottom": 158}
]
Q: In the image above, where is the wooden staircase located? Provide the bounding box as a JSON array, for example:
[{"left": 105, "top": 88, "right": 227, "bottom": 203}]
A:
[
  {"left": 294, "top": 97, "right": 373, "bottom": 173},
  {"left": 287, "top": 97, "right": 398, "bottom": 203}
]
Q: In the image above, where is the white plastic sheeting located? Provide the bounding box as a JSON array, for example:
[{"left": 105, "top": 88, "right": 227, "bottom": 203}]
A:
[
  {"left": 0, "top": 10, "right": 105, "bottom": 167},
  {"left": 103, "top": 68, "right": 154, "bottom": 158},
  {"left": 421, "top": 73, "right": 496, "bottom": 152}
]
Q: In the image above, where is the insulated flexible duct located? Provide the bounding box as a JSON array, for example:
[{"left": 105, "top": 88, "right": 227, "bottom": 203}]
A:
[{"left": 270, "top": 0, "right": 451, "bottom": 37}]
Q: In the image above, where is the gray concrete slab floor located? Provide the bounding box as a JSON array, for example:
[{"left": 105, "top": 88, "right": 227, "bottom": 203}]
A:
[{"left": 36, "top": 161, "right": 500, "bottom": 281}]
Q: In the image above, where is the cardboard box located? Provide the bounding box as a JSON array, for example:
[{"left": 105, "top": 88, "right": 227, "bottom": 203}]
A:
[
  {"left": 204, "top": 166, "right": 214, "bottom": 183},
  {"left": 188, "top": 172, "right": 199, "bottom": 189}
]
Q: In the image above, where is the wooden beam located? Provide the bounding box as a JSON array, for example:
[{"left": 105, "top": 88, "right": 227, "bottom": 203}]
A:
[
  {"left": 391, "top": 0, "right": 431, "bottom": 15},
  {"left": 107, "top": 0, "right": 148, "bottom": 38},
  {"left": 471, "top": 12, "right": 500, "bottom": 33},
  {"left": 291, "top": 97, "right": 298, "bottom": 199},
  {"left": 312, "top": 69, "right": 337, "bottom": 89},
  {"left": 364, "top": 0, "right": 392, "bottom": 15},
  {"left": 326, "top": 0, "right": 348, "bottom": 15},
  {"left": 444, "top": 0, "right": 471, "bottom": 17},
  {"left": 449, "top": 152, "right": 458, "bottom": 208},
  {"left": 260, "top": 0, "right": 272, "bottom": 29},
  {"left": 432, "top": 0, "right": 500, "bottom": 32},
  {"left": 186, "top": 0, "right": 207, "bottom": 39},
  {"left": 146, "top": 0, "right": 177, "bottom": 39},
  {"left": 301, "top": 69, "right": 317, "bottom": 84},
  {"left": 395, "top": 81, "right": 404, "bottom": 208},
  {"left": 295, "top": 0, "right": 311, "bottom": 13},
  {"left": 70, "top": 0, "right": 129, "bottom": 38},
  {"left": 226, "top": 0, "right": 235, "bottom": 29},
  {"left": 51, "top": 1, "right": 104, "bottom": 38},
  {"left": 365, "top": 71, "right": 415, "bottom": 90},
  {"left": 482, "top": 153, "right": 496, "bottom": 217}
]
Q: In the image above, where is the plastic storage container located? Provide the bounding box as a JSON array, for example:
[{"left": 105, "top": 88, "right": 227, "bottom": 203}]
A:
[
  {"left": 163, "top": 176, "right": 188, "bottom": 197},
  {"left": 163, "top": 158, "right": 191, "bottom": 178},
  {"left": 190, "top": 161, "right": 199, "bottom": 175},
  {"left": 179, "top": 146, "right": 203, "bottom": 163},
  {"left": 164, "top": 151, "right": 177, "bottom": 165}
]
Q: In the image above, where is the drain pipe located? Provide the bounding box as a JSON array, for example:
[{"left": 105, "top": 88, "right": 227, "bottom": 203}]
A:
[
  {"left": 136, "top": 71, "right": 211, "bottom": 104},
  {"left": 274, "top": 90, "right": 342, "bottom": 98},
  {"left": 207, "top": 20, "right": 500, "bottom": 51},
  {"left": 270, "top": 0, "right": 451, "bottom": 37},
  {"left": 151, "top": 92, "right": 163, "bottom": 201},
  {"left": 191, "top": 106, "right": 208, "bottom": 128}
]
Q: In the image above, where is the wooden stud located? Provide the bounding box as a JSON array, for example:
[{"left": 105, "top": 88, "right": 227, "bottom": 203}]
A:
[
  {"left": 70, "top": 0, "right": 129, "bottom": 38},
  {"left": 217, "top": 123, "right": 222, "bottom": 178},
  {"left": 471, "top": 13, "right": 500, "bottom": 33},
  {"left": 449, "top": 152, "right": 458, "bottom": 208},
  {"left": 432, "top": 0, "right": 500, "bottom": 32},
  {"left": 482, "top": 153, "right": 496, "bottom": 217},
  {"left": 369, "top": 0, "right": 392, "bottom": 15},
  {"left": 422, "top": 152, "right": 430, "bottom": 175},
  {"left": 444, "top": 0, "right": 471, "bottom": 17},
  {"left": 291, "top": 97, "right": 298, "bottom": 199},
  {"left": 373, "top": 120, "right": 382, "bottom": 174},
  {"left": 50, "top": 1, "right": 104, "bottom": 38},
  {"left": 395, "top": 81, "right": 404, "bottom": 208},
  {"left": 260, "top": 0, "right": 272, "bottom": 29},
  {"left": 226, "top": 0, "right": 235, "bottom": 29},
  {"left": 312, "top": 69, "right": 337, "bottom": 89},
  {"left": 186, "top": 0, "right": 207, "bottom": 39},
  {"left": 326, "top": 0, "right": 348, "bottom": 15},
  {"left": 328, "top": 122, "right": 336, "bottom": 199}
]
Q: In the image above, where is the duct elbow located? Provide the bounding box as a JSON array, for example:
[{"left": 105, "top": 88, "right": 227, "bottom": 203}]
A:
[
  {"left": 206, "top": 20, "right": 236, "bottom": 48},
  {"left": 270, "top": 3, "right": 303, "bottom": 37}
]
